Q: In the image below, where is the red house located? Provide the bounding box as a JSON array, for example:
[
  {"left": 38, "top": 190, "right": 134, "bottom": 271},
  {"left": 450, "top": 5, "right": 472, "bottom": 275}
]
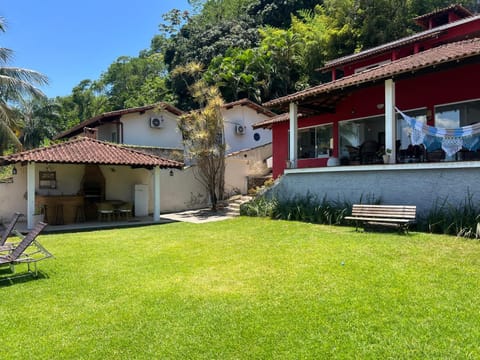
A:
[{"left": 253, "top": 5, "right": 480, "bottom": 214}]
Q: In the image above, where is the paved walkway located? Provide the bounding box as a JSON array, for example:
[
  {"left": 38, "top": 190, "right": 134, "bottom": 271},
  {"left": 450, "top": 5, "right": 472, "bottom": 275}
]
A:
[
  {"left": 161, "top": 208, "right": 236, "bottom": 224},
  {"left": 12, "top": 208, "right": 236, "bottom": 234}
]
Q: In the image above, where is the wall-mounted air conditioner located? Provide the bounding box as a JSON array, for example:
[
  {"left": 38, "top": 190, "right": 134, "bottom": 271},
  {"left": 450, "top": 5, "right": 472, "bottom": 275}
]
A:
[
  {"left": 150, "top": 117, "right": 164, "bottom": 128},
  {"left": 235, "top": 124, "right": 246, "bottom": 135}
]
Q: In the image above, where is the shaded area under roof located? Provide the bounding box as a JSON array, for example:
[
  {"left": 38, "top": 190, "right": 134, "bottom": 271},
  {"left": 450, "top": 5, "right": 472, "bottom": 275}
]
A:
[{"left": 0, "top": 136, "right": 184, "bottom": 169}]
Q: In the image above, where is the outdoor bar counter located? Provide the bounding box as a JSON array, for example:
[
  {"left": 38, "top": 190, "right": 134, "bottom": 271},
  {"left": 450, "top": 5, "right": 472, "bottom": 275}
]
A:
[{"left": 35, "top": 195, "right": 84, "bottom": 225}]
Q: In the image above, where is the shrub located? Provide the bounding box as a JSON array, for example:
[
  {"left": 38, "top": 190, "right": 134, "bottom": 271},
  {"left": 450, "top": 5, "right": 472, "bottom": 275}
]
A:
[
  {"left": 421, "top": 192, "right": 480, "bottom": 238},
  {"left": 241, "top": 194, "right": 351, "bottom": 226}
]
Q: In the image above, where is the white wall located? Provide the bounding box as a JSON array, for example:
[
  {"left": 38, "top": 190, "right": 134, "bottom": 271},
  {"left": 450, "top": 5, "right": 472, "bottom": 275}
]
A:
[
  {"left": 95, "top": 109, "right": 183, "bottom": 149},
  {"left": 225, "top": 158, "right": 249, "bottom": 195},
  {"left": 222, "top": 105, "right": 273, "bottom": 154},
  {"left": 227, "top": 143, "right": 272, "bottom": 177},
  {"left": 0, "top": 163, "right": 209, "bottom": 223},
  {"left": 122, "top": 109, "right": 183, "bottom": 148},
  {"left": 0, "top": 166, "right": 28, "bottom": 223}
]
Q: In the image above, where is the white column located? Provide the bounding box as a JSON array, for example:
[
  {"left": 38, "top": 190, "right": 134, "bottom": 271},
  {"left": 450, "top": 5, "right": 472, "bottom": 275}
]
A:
[
  {"left": 27, "top": 162, "right": 36, "bottom": 229},
  {"left": 385, "top": 79, "right": 396, "bottom": 163},
  {"left": 153, "top": 166, "right": 161, "bottom": 222},
  {"left": 289, "top": 102, "right": 298, "bottom": 167}
]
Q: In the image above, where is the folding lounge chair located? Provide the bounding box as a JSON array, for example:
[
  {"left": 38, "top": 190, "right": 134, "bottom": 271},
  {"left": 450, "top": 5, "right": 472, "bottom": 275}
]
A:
[
  {"left": 0, "top": 221, "right": 52, "bottom": 277},
  {"left": 0, "top": 212, "right": 22, "bottom": 248}
]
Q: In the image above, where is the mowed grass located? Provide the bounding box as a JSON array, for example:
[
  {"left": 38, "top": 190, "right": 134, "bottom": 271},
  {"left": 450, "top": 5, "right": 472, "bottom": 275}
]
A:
[{"left": 1, "top": 217, "right": 480, "bottom": 359}]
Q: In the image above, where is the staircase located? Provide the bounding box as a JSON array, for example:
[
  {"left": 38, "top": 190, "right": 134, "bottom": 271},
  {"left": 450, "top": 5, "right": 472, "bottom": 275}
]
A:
[{"left": 222, "top": 195, "right": 253, "bottom": 216}]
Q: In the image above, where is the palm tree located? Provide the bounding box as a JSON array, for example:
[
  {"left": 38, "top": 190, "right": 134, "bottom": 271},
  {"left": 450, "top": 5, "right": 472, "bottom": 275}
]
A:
[
  {"left": 0, "top": 17, "right": 48, "bottom": 152},
  {"left": 15, "top": 97, "right": 61, "bottom": 149}
]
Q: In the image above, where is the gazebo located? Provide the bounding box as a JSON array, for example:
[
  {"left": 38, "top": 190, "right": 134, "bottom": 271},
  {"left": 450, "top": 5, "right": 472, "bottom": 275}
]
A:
[{"left": 0, "top": 136, "right": 183, "bottom": 229}]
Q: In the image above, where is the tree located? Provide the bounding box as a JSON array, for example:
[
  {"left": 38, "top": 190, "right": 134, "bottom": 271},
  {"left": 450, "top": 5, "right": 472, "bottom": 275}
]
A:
[
  {"left": 246, "top": 0, "right": 323, "bottom": 28},
  {"left": 15, "top": 97, "right": 61, "bottom": 149},
  {"left": 205, "top": 47, "right": 269, "bottom": 102},
  {"left": 98, "top": 53, "right": 172, "bottom": 110},
  {"left": 0, "top": 17, "right": 48, "bottom": 152},
  {"left": 176, "top": 62, "right": 226, "bottom": 210}
]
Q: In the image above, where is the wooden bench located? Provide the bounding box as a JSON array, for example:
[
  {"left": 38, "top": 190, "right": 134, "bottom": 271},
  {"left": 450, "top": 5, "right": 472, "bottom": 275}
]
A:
[{"left": 345, "top": 204, "right": 416, "bottom": 233}]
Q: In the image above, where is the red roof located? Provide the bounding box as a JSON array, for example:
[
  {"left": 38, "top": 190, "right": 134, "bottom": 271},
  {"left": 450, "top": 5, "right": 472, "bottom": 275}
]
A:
[
  {"left": 0, "top": 137, "right": 183, "bottom": 169},
  {"left": 253, "top": 113, "right": 306, "bottom": 129},
  {"left": 322, "top": 14, "right": 479, "bottom": 71},
  {"left": 54, "top": 102, "right": 184, "bottom": 140},
  {"left": 264, "top": 38, "right": 480, "bottom": 110}
]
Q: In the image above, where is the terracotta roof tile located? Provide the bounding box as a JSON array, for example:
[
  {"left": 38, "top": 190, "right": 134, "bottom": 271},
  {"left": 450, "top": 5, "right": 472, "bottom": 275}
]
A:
[
  {"left": 0, "top": 137, "right": 183, "bottom": 169},
  {"left": 264, "top": 38, "right": 480, "bottom": 109},
  {"left": 252, "top": 113, "right": 306, "bottom": 129}
]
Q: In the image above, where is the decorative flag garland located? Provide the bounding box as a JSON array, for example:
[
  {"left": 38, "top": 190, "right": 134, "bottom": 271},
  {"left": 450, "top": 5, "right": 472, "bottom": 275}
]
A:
[{"left": 396, "top": 108, "right": 480, "bottom": 156}]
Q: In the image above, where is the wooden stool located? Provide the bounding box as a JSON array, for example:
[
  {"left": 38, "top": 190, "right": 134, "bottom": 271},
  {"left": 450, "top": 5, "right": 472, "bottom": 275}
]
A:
[
  {"left": 55, "top": 204, "right": 64, "bottom": 225},
  {"left": 75, "top": 205, "right": 85, "bottom": 223},
  {"left": 40, "top": 204, "right": 49, "bottom": 223}
]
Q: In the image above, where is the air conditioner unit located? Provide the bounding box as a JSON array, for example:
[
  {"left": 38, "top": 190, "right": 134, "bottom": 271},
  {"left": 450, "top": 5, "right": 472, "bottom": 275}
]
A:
[
  {"left": 149, "top": 117, "right": 164, "bottom": 128},
  {"left": 235, "top": 124, "right": 246, "bottom": 135}
]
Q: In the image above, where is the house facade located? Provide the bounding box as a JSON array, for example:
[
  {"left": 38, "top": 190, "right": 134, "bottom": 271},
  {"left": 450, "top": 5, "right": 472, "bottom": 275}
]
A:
[
  {"left": 56, "top": 99, "right": 273, "bottom": 158},
  {"left": 254, "top": 5, "right": 480, "bottom": 215},
  {"left": 55, "top": 103, "right": 185, "bottom": 161}
]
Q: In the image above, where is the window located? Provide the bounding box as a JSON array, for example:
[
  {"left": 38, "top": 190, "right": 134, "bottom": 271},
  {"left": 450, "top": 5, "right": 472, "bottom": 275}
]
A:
[
  {"left": 298, "top": 124, "right": 332, "bottom": 159},
  {"left": 339, "top": 116, "right": 384, "bottom": 158},
  {"left": 435, "top": 99, "right": 480, "bottom": 128},
  {"left": 396, "top": 109, "right": 427, "bottom": 150}
]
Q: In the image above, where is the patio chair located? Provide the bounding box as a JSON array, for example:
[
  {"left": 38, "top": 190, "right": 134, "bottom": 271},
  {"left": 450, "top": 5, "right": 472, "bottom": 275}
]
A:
[
  {"left": 360, "top": 140, "right": 379, "bottom": 164},
  {"left": 97, "top": 202, "right": 115, "bottom": 221},
  {"left": 116, "top": 202, "right": 132, "bottom": 221},
  {"left": 0, "top": 221, "right": 52, "bottom": 277},
  {"left": 0, "top": 212, "right": 23, "bottom": 248}
]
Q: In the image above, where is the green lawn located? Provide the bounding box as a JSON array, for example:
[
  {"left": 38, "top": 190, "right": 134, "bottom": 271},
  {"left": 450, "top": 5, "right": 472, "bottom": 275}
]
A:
[{"left": 2, "top": 218, "right": 480, "bottom": 359}]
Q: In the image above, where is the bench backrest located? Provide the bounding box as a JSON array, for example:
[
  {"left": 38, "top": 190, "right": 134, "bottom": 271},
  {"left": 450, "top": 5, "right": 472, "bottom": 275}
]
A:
[{"left": 351, "top": 204, "right": 416, "bottom": 220}]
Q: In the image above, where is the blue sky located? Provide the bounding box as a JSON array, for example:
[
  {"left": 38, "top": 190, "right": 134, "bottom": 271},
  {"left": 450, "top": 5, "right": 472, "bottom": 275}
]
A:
[{"left": 1, "top": 0, "right": 191, "bottom": 98}]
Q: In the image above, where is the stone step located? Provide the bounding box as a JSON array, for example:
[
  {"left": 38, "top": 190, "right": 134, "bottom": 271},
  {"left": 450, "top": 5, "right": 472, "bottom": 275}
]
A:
[{"left": 221, "top": 195, "right": 253, "bottom": 216}]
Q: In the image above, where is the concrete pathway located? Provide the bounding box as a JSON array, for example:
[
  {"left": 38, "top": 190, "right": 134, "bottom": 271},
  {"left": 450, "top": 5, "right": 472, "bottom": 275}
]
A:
[{"left": 161, "top": 208, "right": 236, "bottom": 224}]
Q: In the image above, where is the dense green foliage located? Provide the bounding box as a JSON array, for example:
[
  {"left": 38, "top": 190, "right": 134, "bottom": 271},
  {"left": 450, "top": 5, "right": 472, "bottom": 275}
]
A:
[
  {"left": 2, "top": 218, "right": 480, "bottom": 358},
  {"left": 242, "top": 193, "right": 480, "bottom": 237},
  {"left": 2, "top": 0, "right": 479, "bottom": 149}
]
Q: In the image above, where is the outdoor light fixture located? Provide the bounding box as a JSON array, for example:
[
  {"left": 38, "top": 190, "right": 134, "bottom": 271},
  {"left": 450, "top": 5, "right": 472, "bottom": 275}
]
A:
[
  {"left": 169, "top": 170, "right": 174, "bottom": 177},
  {"left": 12, "top": 166, "right": 17, "bottom": 175}
]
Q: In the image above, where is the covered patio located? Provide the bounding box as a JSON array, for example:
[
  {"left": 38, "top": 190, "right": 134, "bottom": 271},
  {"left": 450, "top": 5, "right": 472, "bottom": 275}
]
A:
[
  {"left": 258, "top": 38, "right": 480, "bottom": 177},
  {"left": 0, "top": 136, "right": 183, "bottom": 230}
]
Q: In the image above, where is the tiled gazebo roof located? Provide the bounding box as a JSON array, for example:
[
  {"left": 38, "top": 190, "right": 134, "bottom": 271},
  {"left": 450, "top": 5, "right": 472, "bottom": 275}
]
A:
[{"left": 0, "top": 136, "right": 183, "bottom": 169}]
